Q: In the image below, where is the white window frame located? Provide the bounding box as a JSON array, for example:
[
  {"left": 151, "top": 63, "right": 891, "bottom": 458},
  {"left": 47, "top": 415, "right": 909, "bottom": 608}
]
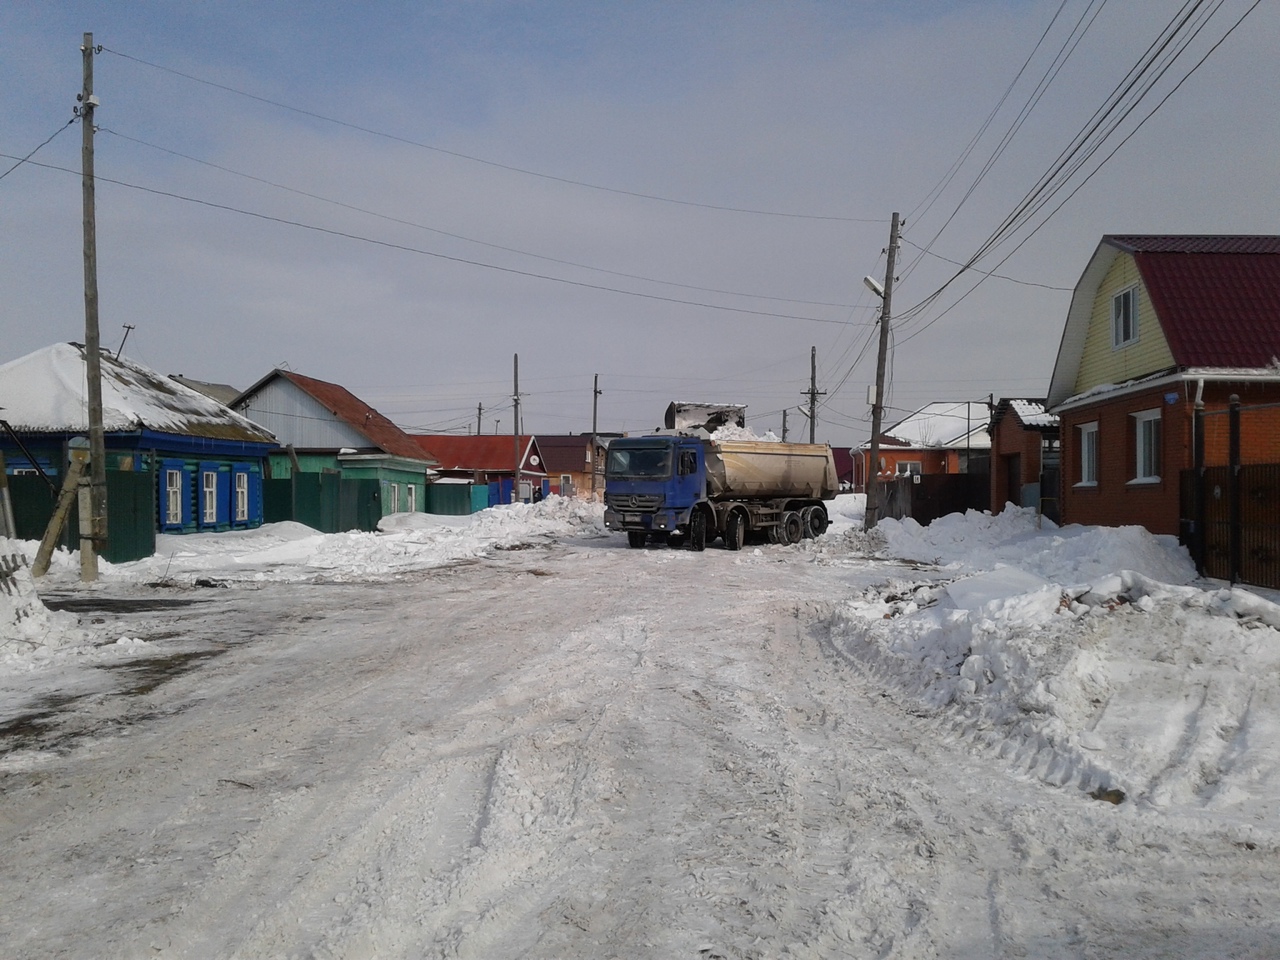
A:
[
  {"left": 166, "top": 469, "right": 183, "bottom": 525},
  {"left": 1078, "top": 422, "right": 1099, "bottom": 486},
  {"left": 1112, "top": 286, "right": 1139, "bottom": 348},
  {"left": 202, "top": 470, "right": 218, "bottom": 524},
  {"left": 895, "top": 461, "right": 922, "bottom": 477},
  {"left": 235, "top": 472, "right": 249, "bottom": 521},
  {"left": 1132, "top": 409, "right": 1162, "bottom": 482},
  {"left": 406, "top": 484, "right": 417, "bottom": 513},
  {"left": 387, "top": 482, "right": 399, "bottom": 514}
]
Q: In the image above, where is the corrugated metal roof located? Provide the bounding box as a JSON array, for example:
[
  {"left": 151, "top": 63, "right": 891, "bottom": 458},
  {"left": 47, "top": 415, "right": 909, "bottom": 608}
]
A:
[
  {"left": 413, "top": 435, "right": 545, "bottom": 474},
  {"left": 1105, "top": 235, "right": 1280, "bottom": 255},
  {"left": 533, "top": 435, "right": 594, "bottom": 473},
  {"left": 0, "top": 343, "right": 276, "bottom": 443},
  {"left": 238, "top": 370, "right": 434, "bottom": 463}
]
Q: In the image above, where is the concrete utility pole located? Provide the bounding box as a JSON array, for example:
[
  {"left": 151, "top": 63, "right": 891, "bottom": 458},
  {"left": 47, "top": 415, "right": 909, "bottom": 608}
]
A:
[
  {"left": 804, "top": 346, "right": 825, "bottom": 443},
  {"left": 590, "top": 374, "right": 602, "bottom": 500},
  {"left": 476, "top": 402, "right": 483, "bottom": 436},
  {"left": 79, "top": 32, "right": 105, "bottom": 579},
  {"left": 864, "top": 211, "right": 900, "bottom": 531},
  {"left": 512, "top": 354, "right": 521, "bottom": 503}
]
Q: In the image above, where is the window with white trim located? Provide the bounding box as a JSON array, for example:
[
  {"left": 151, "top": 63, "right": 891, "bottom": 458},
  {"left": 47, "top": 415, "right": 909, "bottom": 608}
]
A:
[
  {"left": 895, "top": 461, "right": 922, "bottom": 477},
  {"left": 1112, "top": 287, "right": 1139, "bottom": 347},
  {"left": 235, "top": 473, "right": 249, "bottom": 521},
  {"left": 1078, "top": 422, "right": 1099, "bottom": 485},
  {"left": 1133, "top": 409, "right": 1162, "bottom": 481},
  {"left": 406, "top": 484, "right": 417, "bottom": 513},
  {"left": 165, "top": 469, "right": 183, "bottom": 524},
  {"left": 202, "top": 471, "right": 218, "bottom": 523},
  {"left": 387, "top": 482, "right": 399, "bottom": 514}
]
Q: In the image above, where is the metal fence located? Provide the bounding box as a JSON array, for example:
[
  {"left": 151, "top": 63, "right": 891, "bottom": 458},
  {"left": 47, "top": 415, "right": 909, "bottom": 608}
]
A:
[{"left": 1181, "top": 396, "right": 1280, "bottom": 589}]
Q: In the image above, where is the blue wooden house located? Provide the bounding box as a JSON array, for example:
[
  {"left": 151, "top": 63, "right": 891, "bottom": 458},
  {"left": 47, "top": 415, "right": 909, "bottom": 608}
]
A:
[{"left": 0, "top": 343, "right": 277, "bottom": 554}]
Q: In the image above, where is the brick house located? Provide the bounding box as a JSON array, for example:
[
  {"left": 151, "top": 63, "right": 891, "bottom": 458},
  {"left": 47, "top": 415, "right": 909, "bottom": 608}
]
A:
[
  {"left": 989, "top": 399, "right": 1060, "bottom": 521},
  {"left": 1047, "top": 235, "right": 1280, "bottom": 536},
  {"left": 852, "top": 401, "right": 990, "bottom": 492}
]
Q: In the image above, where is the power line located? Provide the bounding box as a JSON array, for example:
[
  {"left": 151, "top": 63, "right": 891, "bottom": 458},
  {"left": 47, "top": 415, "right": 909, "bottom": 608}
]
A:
[
  {"left": 0, "top": 117, "right": 77, "bottom": 182},
  {"left": 98, "top": 127, "right": 864, "bottom": 311},
  {"left": 7, "top": 153, "right": 874, "bottom": 328},
  {"left": 100, "top": 45, "right": 885, "bottom": 224}
]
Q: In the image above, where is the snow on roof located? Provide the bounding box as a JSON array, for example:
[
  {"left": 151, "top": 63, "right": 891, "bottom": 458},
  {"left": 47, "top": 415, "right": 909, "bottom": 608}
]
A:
[
  {"left": 0, "top": 343, "right": 276, "bottom": 443},
  {"left": 880, "top": 401, "right": 991, "bottom": 450},
  {"left": 1009, "top": 399, "right": 1057, "bottom": 428}
]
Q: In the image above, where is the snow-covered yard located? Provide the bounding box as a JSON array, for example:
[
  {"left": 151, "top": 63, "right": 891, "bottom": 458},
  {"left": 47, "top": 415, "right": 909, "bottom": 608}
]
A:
[{"left": 2, "top": 496, "right": 1279, "bottom": 958}]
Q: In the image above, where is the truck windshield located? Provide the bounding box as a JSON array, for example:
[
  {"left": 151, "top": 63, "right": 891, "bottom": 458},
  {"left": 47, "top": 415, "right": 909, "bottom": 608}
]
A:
[{"left": 606, "top": 444, "right": 672, "bottom": 479}]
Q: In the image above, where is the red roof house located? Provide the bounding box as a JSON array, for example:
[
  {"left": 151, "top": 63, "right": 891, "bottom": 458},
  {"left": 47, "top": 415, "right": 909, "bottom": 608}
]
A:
[
  {"left": 1047, "top": 235, "right": 1280, "bottom": 536},
  {"left": 412, "top": 435, "right": 546, "bottom": 485}
]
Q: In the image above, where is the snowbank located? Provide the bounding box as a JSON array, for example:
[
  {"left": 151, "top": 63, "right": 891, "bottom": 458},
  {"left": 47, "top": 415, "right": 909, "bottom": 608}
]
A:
[
  {"left": 0, "top": 539, "right": 87, "bottom": 665},
  {"left": 823, "top": 507, "right": 1280, "bottom": 822}
]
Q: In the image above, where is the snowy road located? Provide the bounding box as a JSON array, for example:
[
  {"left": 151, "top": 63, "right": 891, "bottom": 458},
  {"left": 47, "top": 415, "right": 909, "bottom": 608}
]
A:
[{"left": 3, "top": 532, "right": 1279, "bottom": 958}]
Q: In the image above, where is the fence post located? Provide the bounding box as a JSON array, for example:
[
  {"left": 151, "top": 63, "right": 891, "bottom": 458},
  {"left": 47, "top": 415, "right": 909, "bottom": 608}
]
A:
[
  {"left": 0, "top": 451, "right": 15, "bottom": 540},
  {"left": 1228, "top": 394, "right": 1241, "bottom": 585},
  {"left": 1192, "top": 399, "right": 1205, "bottom": 574}
]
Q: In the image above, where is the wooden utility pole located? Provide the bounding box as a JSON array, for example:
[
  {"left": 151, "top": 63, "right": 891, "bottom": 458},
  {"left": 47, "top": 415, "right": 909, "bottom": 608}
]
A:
[
  {"left": 781, "top": 409, "right": 789, "bottom": 442},
  {"left": 590, "top": 374, "right": 602, "bottom": 500},
  {"left": 79, "top": 32, "right": 105, "bottom": 579},
  {"left": 512, "top": 354, "right": 521, "bottom": 503},
  {"left": 476, "top": 401, "right": 483, "bottom": 436},
  {"left": 864, "top": 211, "right": 900, "bottom": 531},
  {"left": 804, "top": 346, "right": 825, "bottom": 443}
]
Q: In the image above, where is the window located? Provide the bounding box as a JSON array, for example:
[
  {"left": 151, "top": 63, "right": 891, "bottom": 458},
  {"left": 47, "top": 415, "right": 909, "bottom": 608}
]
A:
[
  {"left": 202, "top": 471, "right": 218, "bottom": 524},
  {"left": 561, "top": 473, "right": 573, "bottom": 497},
  {"left": 895, "top": 461, "right": 922, "bottom": 477},
  {"left": 166, "top": 469, "right": 183, "bottom": 524},
  {"left": 1112, "top": 287, "right": 1139, "bottom": 347},
  {"left": 407, "top": 484, "right": 417, "bottom": 513},
  {"left": 1133, "top": 409, "right": 1162, "bottom": 481},
  {"left": 387, "top": 483, "right": 399, "bottom": 513},
  {"left": 1078, "top": 422, "right": 1099, "bottom": 485},
  {"left": 235, "top": 472, "right": 249, "bottom": 521}
]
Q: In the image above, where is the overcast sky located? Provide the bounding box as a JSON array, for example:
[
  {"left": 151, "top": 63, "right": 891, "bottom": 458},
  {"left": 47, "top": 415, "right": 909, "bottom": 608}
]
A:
[{"left": 3, "top": 1, "right": 1276, "bottom": 448}]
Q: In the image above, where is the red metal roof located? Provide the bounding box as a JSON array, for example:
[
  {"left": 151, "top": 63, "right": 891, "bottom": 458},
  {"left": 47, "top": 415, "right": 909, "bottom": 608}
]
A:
[
  {"left": 1101, "top": 237, "right": 1280, "bottom": 368},
  {"left": 413, "top": 434, "right": 546, "bottom": 474},
  {"left": 276, "top": 371, "right": 435, "bottom": 462},
  {"left": 533, "top": 435, "right": 593, "bottom": 473}
]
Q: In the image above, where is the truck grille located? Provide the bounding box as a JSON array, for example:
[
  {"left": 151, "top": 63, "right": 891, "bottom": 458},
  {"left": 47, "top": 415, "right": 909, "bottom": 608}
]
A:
[{"left": 606, "top": 493, "right": 663, "bottom": 513}]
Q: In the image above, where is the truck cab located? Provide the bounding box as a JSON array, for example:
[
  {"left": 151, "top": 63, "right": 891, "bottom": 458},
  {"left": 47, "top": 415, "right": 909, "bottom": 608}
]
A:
[{"left": 603, "top": 436, "right": 706, "bottom": 547}]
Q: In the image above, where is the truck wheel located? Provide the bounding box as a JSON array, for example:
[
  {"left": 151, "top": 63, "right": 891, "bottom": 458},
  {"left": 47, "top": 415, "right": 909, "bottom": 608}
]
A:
[
  {"left": 725, "top": 512, "right": 745, "bottom": 551},
  {"left": 627, "top": 531, "right": 646, "bottom": 549},
  {"left": 801, "top": 505, "right": 829, "bottom": 539},
  {"left": 689, "top": 510, "right": 707, "bottom": 551},
  {"left": 781, "top": 511, "right": 803, "bottom": 545}
]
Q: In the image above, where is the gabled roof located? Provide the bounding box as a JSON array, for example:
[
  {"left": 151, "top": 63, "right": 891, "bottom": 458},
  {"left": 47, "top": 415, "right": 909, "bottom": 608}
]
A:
[
  {"left": 412, "top": 435, "right": 546, "bottom": 475},
  {"left": 0, "top": 343, "right": 275, "bottom": 443},
  {"left": 991, "top": 398, "right": 1058, "bottom": 431},
  {"left": 169, "top": 375, "right": 241, "bottom": 405},
  {"left": 234, "top": 369, "right": 433, "bottom": 462},
  {"left": 1049, "top": 235, "right": 1280, "bottom": 406},
  {"left": 533, "top": 435, "right": 601, "bottom": 473},
  {"left": 869, "top": 401, "right": 991, "bottom": 451}
]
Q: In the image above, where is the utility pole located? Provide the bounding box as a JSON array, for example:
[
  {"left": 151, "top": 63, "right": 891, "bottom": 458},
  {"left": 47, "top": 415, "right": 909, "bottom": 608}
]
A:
[
  {"left": 590, "top": 374, "right": 602, "bottom": 500},
  {"left": 476, "top": 401, "right": 483, "bottom": 436},
  {"left": 864, "top": 211, "right": 900, "bottom": 531},
  {"left": 512, "top": 354, "right": 521, "bottom": 503},
  {"left": 781, "top": 408, "right": 789, "bottom": 442},
  {"left": 803, "top": 346, "right": 825, "bottom": 443},
  {"left": 79, "top": 32, "right": 105, "bottom": 580}
]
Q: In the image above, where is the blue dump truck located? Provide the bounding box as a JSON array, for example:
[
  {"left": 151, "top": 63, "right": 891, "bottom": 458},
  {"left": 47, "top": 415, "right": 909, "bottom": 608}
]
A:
[{"left": 603, "top": 433, "right": 839, "bottom": 551}]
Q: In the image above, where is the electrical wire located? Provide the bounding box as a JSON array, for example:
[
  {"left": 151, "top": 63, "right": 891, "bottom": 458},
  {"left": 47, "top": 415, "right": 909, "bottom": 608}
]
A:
[
  {"left": 5, "top": 153, "right": 875, "bottom": 329},
  {"left": 100, "top": 45, "right": 885, "bottom": 224},
  {"left": 99, "top": 127, "right": 862, "bottom": 311},
  {"left": 0, "top": 117, "right": 77, "bottom": 182}
]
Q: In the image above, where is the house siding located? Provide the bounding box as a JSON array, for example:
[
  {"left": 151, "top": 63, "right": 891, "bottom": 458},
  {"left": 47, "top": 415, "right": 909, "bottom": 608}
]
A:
[
  {"left": 237, "top": 380, "right": 370, "bottom": 450},
  {"left": 1075, "top": 253, "right": 1175, "bottom": 394}
]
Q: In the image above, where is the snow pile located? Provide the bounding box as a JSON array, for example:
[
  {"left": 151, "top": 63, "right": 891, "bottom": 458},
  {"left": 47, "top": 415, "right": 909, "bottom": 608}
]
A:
[
  {"left": 0, "top": 540, "right": 86, "bottom": 664},
  {"left": 709, "top": 424, "right": 780, "bottom": 442},
  {"left": 78, "top": 496, "right": 609, "bottom": 585},
  {"left": 824, "top": 508, "right": 1280, "bottom": 820}
]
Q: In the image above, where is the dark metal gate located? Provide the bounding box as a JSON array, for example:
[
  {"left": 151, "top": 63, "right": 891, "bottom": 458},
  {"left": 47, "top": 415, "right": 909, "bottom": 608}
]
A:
[{"left": 1181, "top": 396, "right": 1280, "bottom": 589}]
